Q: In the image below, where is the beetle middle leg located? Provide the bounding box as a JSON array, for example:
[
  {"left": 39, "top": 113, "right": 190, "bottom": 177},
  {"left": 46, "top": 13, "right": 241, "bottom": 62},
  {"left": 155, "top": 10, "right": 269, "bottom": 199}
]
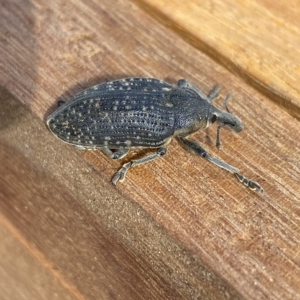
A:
[
  {"left": 178, "top": 137, "right": 263, "bottom": 192},
  {"left": 112, "top": 147, "right": 167, "bottom": 185},
  {"left": 101, "top": 146, "right": 130, "bottom": 160}
]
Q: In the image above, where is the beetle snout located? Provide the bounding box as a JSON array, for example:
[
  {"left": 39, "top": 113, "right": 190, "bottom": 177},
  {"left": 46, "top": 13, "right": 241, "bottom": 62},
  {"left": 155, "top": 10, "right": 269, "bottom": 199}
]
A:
[
  {"left": 223, "top": 115, "right": 243, "bottom": 133},
  {"left": 231, "top": 118, "right": 243, "bottom": 133},
  {"left": 236, "top": 122, "right": 243, "bottom": 132}
]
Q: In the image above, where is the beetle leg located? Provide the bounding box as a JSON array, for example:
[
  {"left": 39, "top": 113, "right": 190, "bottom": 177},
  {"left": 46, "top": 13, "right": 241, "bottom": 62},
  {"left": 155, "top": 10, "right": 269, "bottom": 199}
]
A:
[
  {"left": 57, "top": 100, "right": 66, "bottom": 107},
  {"left": 178, "top": 80, "right": 222, "bottom": 103},
  {"left": 178, "top": 137, "right": 263, "bottom": 192},
  {"left": 216, "top": 124, "right": 226, "bottom": 150},
  {"left": 177, "top": 79, "right": 209, "bottom": 101},
  {"left": 101, "top": 147, "right": 130, "bottom": 160},
  {"left": 178, "top": 137, "right": 239, "bottom": 172},
  {"left": 235, "top": 174, "right": 264, "bottom": 193},
  {"left": 215, "top": 93, "right": 234, "bottom": 150},
  {"left": 74, "top": 145, "right": 89, "bottom": 150},
  {"left": 112, "top": 147, "right": 167, "bottom": 185},
  {"left": 207, "top": 85, "right": 221, "bottom": 102}
]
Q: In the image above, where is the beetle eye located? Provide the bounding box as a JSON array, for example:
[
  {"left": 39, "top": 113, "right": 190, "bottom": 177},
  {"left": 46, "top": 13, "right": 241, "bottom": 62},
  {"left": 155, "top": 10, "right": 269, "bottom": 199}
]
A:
[{"left": 211, "top": 114, "right": 217, "bottom": 124}]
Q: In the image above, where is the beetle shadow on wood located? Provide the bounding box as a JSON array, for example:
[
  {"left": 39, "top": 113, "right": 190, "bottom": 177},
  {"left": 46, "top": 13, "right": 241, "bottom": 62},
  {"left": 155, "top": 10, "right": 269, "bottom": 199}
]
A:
[{"left": 0, "top": 87, "right": 30, "bottom": 132}]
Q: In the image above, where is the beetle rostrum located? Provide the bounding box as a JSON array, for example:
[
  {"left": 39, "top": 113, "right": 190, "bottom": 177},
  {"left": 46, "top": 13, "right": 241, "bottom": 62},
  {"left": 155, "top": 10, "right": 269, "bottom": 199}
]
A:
[{"left": 47, "top": 77, "right": 263, "bottom": 192}]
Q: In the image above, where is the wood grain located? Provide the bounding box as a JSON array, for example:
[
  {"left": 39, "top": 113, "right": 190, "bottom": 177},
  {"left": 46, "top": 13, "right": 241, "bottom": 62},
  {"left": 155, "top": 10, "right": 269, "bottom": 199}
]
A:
[
  {"left": 0, "top": 215, "right": 75, "bottom": 300},
  {"left": 0, "top": 0, "right": 300, "bottom": 299},
  {"left": 0, "top": 90, "right": 240, "bottom": 300},
  {"left": 136, "top": 0, "right": 300, "bottom": 120}
]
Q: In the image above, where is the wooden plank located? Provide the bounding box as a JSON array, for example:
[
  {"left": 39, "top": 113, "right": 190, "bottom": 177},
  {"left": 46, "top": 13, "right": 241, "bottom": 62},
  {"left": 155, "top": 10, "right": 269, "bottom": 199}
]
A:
[
  {"left": 0, "top": 91, "right": 188, "bottom": 300},
  {"left": 135, "top": 0, "right": 300, "bottom": 120},
  {"left": 0, "top": 89, "right": 240, "bottom": 299},
  {"left": 0, "top": 0, "right": 300, "bottom": 299},
  {"left": 0, "top": 215, "right": 75, "bottom": 300}
]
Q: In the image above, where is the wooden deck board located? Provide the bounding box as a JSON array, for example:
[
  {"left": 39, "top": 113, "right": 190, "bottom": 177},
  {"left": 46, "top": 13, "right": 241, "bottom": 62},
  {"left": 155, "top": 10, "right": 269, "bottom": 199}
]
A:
[
  {"left": 0, "top": 0, "right": 299, "bottom": 299},
  {"left": 137, "top": 0, "right": 300, "bottom": 119}
]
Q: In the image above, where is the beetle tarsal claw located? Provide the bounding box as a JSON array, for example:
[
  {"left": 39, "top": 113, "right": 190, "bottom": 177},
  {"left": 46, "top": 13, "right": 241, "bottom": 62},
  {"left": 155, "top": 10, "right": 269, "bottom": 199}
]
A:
[
  {"left": 112, "top": 162, "right": 132, "bottom": 185},
  {"left": 216, "top": 124, "right": 226, "bottom": 150},
  {"left": 235, "top": 173, "right": 264, "bottom": 193}
]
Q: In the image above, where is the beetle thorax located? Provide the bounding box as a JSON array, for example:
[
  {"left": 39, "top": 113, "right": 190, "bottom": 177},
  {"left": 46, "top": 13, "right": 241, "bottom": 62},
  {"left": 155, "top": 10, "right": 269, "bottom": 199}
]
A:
[{"left": 173, "top": 96, "right": 212, "bottom": 137}]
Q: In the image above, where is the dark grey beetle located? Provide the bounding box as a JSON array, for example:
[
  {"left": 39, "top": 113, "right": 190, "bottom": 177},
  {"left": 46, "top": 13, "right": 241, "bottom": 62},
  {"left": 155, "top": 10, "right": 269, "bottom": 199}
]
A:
[{"left": 47, "top": 77, "right": 263, "bottom": 192}]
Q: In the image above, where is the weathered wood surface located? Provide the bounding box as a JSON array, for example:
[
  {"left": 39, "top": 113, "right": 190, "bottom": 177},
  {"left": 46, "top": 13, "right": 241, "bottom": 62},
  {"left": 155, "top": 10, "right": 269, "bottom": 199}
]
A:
[
  {"left": 0, "top": 0, "right": 300, "bottom": 299},
  {"left": 137, "top": 0, "right": 300, "bottom": 120}
]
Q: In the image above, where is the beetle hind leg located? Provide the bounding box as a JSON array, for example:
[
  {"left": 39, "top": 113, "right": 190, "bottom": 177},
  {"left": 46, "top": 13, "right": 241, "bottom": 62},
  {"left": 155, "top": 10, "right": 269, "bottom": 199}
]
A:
[{"left": 112, "top": 147, "right": 167, "bottom": 185}]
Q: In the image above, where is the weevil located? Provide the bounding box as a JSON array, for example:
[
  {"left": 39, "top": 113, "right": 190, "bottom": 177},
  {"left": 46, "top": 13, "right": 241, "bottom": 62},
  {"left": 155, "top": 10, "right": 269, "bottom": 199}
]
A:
[{"left": 47, "top": 77, "right": 263, "bottom": 192}]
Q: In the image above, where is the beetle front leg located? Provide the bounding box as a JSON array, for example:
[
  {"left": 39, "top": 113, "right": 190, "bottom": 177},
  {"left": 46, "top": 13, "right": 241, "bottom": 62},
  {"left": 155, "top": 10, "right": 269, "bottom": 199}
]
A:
[
  {"left": 207, "top": 85, "right": 221, "bottom": 102},
  {"left": 112, "top": 147, "right": 167, "bottom": 185},
  {"left": 178, "top": 80, "right": 222, "bottom": 103},
  {"left": 235, "top": 174, "right": 264, "bottom": 193},
  {"left": 178, "top": 137, "right": 263, "bottom": 193},
  {"left": 177, "top": 79, "right": 209, "bottom": 101},
  {"left": 178, "top": 137, "right": 239, "bottom": 173},
  {"left": 216, "top": 124, "right": 226, "bottom": 150},
  {"left": 57, "top": 100, "right": 66, "bottom": 107}
]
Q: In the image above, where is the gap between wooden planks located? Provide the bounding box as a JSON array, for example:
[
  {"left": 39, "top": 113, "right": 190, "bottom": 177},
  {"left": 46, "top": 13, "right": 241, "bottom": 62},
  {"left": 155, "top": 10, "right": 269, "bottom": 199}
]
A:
[
  {"left": 135, "top": 0, "right": 300, "bottom": 120},
  {"left": 0, "top": 0, "right": 300, "bottom": 299}
]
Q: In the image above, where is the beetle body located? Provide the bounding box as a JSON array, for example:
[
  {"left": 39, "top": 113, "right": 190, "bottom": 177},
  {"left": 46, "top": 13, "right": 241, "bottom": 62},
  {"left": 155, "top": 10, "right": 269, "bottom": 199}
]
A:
[
  {"left": 47, "top": 77, "right": 263, "bottom": 192},
  {"left": 47, "top": 78, "right": 240, "bottom": 149}
]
